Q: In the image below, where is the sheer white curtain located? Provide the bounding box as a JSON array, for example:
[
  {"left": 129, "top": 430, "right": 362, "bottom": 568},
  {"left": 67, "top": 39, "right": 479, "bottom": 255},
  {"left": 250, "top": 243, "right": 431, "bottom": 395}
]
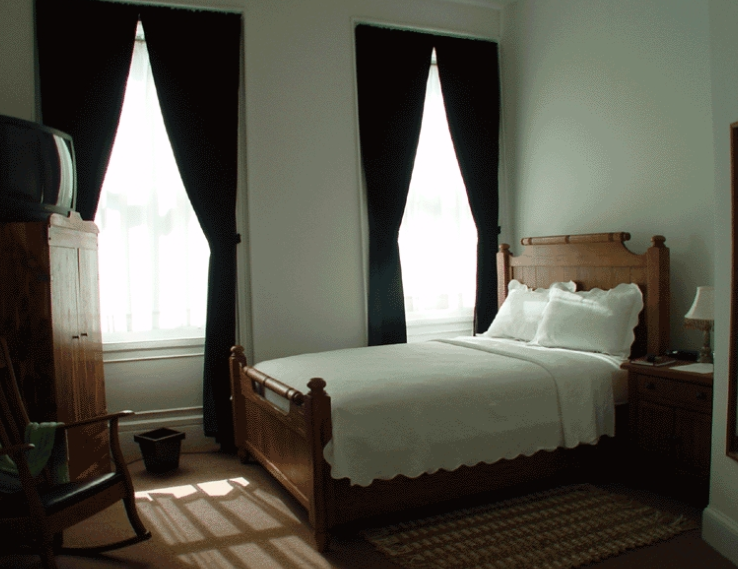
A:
[
  {"left": 399, "top": 52, "right": 478, "bottom": 341},
  {"left": 95, "top": 24, "right": 209, "bottom": 344}
]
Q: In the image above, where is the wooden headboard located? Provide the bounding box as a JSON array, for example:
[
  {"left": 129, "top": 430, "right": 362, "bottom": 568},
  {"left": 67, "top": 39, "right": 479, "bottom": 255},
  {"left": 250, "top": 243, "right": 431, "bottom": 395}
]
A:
[{"left": 496, "top": 232, "right": 670, "bottom": 358}]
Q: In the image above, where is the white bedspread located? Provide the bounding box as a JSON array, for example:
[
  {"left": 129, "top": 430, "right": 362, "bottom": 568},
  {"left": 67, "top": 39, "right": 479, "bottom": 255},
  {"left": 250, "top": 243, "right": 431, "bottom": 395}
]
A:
[{"left": 254, "top": 337, "right": 624, "bottom": 487}]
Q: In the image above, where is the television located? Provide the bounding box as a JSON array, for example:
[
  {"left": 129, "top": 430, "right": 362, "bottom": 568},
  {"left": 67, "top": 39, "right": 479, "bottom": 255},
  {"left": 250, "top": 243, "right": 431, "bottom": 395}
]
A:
[{"left": 0, "top": 114, "right": 77, "bottom": 222}]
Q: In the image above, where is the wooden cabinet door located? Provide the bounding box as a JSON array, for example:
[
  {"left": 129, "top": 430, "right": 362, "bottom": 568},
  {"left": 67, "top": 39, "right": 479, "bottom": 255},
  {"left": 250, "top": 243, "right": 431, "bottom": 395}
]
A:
[
  {"left": 76, "top": 242, "right": 105, "bottom": 417},
  {"left": 673, "top": 408, "right": 712, "bottom": 475},
  {"left": 636, "top": 400, "right": 675, "bottom": 459},
  {"left": 76, "top": 243, "right": 109, "bottom": 479},
  {"left": 49, "top": 242, "right": 83, "bottom": 423},
  {"left": 48, "top": 226, "right": 109, "bottom": 480}
]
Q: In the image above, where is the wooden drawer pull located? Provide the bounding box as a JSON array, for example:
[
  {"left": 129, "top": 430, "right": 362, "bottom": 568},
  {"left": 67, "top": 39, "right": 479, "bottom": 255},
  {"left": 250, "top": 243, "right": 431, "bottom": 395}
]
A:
[
  {"left": 696, "top": 391, "right": 708, "bottom": 401},
  {"left": 645, "top": 381, "right": 656, "bottom": 390}
]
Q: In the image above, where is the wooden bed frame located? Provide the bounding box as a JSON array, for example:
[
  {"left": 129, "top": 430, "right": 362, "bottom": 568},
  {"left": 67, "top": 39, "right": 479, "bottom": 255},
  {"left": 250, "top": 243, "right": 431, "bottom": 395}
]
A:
[{"left": 229, "top": 232, "right": 670, "bottom": 550}]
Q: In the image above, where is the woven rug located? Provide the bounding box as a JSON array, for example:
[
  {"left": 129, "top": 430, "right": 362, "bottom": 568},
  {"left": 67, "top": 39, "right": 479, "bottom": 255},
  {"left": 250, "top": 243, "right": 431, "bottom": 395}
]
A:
[{"left": 361, "top": 484, "right": 698, "bottom": 569}]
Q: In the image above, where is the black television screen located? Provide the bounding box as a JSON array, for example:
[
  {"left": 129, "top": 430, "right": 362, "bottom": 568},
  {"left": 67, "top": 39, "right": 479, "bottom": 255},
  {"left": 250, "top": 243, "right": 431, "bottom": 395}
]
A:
[{"left": 0, "top": 114, "right": 77, "bottom": 222}]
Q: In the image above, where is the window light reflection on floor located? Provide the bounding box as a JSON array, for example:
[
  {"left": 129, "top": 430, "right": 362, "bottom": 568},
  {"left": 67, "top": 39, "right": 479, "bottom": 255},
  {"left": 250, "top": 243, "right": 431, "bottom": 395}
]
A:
[
  {"left": 135, "top": 477, "right": 250, "bottom": 501},
  {"left": 131, "top": 475, "right": 330, "bottom": 568}
]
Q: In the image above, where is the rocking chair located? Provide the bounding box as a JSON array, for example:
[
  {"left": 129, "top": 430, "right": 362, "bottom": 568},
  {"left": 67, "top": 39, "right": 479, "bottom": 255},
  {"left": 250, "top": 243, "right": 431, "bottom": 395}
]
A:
[{"left": 0, "top": 336, "right": 151, "bottom": 569}]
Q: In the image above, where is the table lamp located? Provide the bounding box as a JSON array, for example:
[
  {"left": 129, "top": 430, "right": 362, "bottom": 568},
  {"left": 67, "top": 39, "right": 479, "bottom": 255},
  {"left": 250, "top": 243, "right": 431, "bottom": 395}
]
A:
[{"left": 684, "top": 286, "right": 714, "bottom": 364}]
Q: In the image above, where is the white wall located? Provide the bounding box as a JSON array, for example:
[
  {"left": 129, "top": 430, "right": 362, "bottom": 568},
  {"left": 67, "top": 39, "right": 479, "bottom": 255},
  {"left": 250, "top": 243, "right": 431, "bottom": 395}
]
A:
[
  {"left": 0, "top": 0, "right": 35, "bottom": 121},
  {"left": 97, "top": 0, "right": 501, "bottom": 366},
  {"left": 0, "top": 0, "right": 501, "bottom": 453},
  {"left": 702, "top": 0, "right": 738, "bottom": 564},
  {"left": 500, "top": 0, "right": 715, "bottom": 352},
  {"left": 500, "top": 0, "right": 738, "bottom": 563},
  {"left": 241, "top": 0, "right": 501, "bottom": 362}
]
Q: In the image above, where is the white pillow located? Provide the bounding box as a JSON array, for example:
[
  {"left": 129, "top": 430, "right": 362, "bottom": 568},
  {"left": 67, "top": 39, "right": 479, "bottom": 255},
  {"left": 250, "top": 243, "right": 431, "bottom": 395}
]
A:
[
  {"left": 484, "top": 279, "right": 577, "bottom": 342},
  {"left": 531, "top": 283, "right": 644, "bottom": 357}
]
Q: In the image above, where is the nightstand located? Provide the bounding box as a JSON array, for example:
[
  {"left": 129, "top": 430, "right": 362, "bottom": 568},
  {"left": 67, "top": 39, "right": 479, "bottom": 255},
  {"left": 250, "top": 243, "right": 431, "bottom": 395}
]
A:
[{"left": 622, "top": 361, "right": 713, "bottom": 506}]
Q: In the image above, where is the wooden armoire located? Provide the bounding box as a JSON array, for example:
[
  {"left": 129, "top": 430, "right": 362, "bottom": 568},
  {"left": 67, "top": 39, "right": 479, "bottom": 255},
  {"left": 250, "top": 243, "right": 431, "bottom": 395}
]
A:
[{"left": 0, "top": 212, "right": 108, "bottom": 480}]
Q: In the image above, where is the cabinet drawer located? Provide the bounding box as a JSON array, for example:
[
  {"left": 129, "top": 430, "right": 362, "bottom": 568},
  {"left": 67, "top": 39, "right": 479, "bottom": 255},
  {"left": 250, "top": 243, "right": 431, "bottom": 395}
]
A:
[{"left": 637, "top": 374, "right": 711, "bottom": 412}]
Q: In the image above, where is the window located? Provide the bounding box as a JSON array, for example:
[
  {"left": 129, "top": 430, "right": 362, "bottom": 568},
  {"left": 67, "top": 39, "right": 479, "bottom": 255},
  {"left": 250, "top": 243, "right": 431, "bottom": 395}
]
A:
[
  {"left": 95, "top": 22, "right": 209, "bottom": 344},
  {"left": 399, "top": 50, "right": 477, "bottom": 341}
]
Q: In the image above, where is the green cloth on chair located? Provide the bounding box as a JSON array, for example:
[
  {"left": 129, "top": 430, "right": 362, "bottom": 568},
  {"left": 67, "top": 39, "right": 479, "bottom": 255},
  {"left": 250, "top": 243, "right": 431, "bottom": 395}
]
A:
[{"left": 0, "top": 422, "right": 69, "bottom": 493}]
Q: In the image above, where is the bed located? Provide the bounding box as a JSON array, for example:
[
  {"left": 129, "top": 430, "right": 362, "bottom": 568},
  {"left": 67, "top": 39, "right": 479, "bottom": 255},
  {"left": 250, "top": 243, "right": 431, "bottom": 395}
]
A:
[{"left": 229, "top": 232, "right": 670, "bottom": 550}]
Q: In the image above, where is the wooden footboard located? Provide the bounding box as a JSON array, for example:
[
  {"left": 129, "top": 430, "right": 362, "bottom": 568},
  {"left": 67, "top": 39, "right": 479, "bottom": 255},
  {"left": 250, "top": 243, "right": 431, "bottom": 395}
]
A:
[{"left": 229, "top": 346, "right": 333, "bottom": 549}]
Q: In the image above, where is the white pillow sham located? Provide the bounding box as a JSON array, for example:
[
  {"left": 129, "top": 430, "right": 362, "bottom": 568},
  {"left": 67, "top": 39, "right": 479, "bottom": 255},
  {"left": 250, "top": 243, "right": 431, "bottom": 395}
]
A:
[
  {"left": 484, "top": 279, "right": 577, "bottom": 342},
  {"left": 531, "top": 283, "right": 644, "bottom": 358}
]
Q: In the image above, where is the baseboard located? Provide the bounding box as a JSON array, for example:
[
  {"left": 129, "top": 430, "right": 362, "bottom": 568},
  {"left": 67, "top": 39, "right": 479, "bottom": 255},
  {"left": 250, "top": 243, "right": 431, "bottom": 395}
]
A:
[
  {"left": 118, "top": 407, "right": 216, "bottom": 463},
  {"left": 702, "top": 505, "right": 738, "bottom": 566}
]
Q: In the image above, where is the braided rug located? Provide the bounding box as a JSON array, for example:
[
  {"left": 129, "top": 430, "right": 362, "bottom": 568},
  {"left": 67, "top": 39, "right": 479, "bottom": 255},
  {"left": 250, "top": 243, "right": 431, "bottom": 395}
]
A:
[{"left": 361, "top": 484, "right": 697, "bottom": 569}]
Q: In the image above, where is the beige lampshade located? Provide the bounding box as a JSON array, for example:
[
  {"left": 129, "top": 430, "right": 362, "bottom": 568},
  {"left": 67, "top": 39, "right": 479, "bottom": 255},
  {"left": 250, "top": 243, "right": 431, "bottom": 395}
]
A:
[{"left": 685, "top": 286, "right": 714, "bottom": 321}]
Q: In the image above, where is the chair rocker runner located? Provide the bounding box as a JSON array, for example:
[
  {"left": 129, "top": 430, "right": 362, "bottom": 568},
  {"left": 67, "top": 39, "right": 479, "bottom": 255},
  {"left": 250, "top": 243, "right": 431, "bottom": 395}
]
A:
[{"left": 0, "top": 336, "right": 151, "bottom": 569}]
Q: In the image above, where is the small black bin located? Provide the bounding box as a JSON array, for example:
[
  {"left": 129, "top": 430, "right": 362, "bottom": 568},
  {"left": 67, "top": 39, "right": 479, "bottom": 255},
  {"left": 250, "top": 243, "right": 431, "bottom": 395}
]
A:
[{"left": 134, "top": 427, "right": 186, "bottom": 473}]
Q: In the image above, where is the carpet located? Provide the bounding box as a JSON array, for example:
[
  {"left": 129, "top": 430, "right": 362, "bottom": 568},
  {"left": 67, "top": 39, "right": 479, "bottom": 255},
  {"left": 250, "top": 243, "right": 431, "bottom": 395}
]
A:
[{"left": 361, "top": 484, "right": 698, "bottom": 569}]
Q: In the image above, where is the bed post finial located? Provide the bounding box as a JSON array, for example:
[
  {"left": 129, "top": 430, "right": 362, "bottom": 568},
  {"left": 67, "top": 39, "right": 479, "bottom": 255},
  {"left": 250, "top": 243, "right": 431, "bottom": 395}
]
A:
[
  {"left": 230, "top": 345, "right": 247, "bottom": 367},
  {"left": 651, "top": 235, "right": 666, "bottom": 248},
  {"left": 308, "top": 377, "right": 327, "bottom": 394}
]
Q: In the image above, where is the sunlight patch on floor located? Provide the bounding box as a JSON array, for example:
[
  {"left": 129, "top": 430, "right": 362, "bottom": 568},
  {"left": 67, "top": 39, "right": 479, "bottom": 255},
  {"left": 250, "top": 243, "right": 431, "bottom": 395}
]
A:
[
  {"left": 198, "top": 479, "right": 239, "bottom": 496},
  {"left": 136, "top": 484, "right": 198, "bottom": 501},
  {"left": 132, "top": 474, "right": 303, "bottom": 552},
  {"left": 136, "top": 477, "right": 251, "bottom": 501},
  {"left": 221, "top": 495, "right": 283, "bottom": 531},
  {"left": 138, "top": 496, "right": 206, "bottom": 544},
  {"left": 185, "top": 498, "right": 242, "bottom": 537}
]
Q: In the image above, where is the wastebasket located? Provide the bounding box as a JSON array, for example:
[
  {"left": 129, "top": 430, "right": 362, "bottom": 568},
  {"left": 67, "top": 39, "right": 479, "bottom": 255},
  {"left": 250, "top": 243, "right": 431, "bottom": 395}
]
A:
[{"left": 134, "top": 427, "right": 186, "bottom": 473}]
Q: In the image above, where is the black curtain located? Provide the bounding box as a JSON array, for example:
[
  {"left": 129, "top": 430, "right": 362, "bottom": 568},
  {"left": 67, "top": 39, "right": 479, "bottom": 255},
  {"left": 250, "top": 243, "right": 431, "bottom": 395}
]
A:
[
  {"left": 355, "top": 25, "right": 434, "bottom": 346},
  {"left": 38, "top": 0, "right": 242, "bottom": 448},
  {"left": 355, "top": 25, "right": 501, "bottom": 343},
  {"left": 140, "top": 7, "right": 241, "bottom": 449},
  {"left": 36, "top": 0, "right": 139, "bottom": 221},
  {"left": 435, "top": 37, "right": 501, "bottom": 334}
]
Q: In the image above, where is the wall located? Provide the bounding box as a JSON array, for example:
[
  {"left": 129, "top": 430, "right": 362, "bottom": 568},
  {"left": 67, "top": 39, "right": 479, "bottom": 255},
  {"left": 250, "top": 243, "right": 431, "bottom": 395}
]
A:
[
  {"left": 0, "top": 0, "right": 35, "bottom": 120},
  {"left": 500, "top": 0, "right": 738, "bottom": 563},
  {"left": 0, "top": 0, "right": 501, "bottom": 454},
  {"left": 702, "top": 0, "right": 738, "bottom": 564},
  {"left": 103, "top": 0, "right": 500, "bottom": 367},
  {"left": 241, "top": 0, "right": 500, "bottom": 362},
  {"left": 500, "top": 0, "right": 714, "bottom": 352},
  {"left": 104, "top": 340, "right": 209, "bottom": 458}
]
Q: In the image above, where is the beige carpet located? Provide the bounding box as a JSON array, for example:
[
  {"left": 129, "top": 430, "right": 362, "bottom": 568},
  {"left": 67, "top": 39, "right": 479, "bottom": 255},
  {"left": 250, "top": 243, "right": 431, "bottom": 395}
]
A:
[
  {"left": 361, "top": 483, "right": 698, "bottom": 569},
  {"left": 0, "top": 450, "right": 343, "bottom": 569},
  {"left": 2, "top": 452, "right": 730, "bottom": 569}
]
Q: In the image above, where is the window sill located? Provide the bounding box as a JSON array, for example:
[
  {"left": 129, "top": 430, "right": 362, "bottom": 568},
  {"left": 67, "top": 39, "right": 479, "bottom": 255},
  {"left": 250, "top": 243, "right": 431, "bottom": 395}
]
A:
[
  {"left": 102, "top": 336, "right": 204, "bottom": 363},
  {"left": 406, "top": 310, "right": 474, "bottom": 343}
]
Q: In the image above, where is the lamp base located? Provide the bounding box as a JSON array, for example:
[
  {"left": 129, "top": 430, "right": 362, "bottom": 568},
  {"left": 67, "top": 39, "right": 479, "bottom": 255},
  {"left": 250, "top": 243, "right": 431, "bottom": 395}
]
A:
[
  {"left": 697, "top": 351, "right": 713, "bottom": 364},
  {"left": 698, "top": 330, "right": 713, "bottom": 364}
]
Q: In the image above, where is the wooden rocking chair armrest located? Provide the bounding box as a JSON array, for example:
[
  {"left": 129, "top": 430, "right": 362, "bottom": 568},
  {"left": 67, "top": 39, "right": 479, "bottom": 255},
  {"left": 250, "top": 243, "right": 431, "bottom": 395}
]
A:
[
  {"left": 58, "top": 410, "right": 134, "bottom": 430},
  {"left": 57, "top": 411, "right": 133, "bottom": 473},
  {"left": 0, "top": 442, "right": 35, "bottom": 456}
]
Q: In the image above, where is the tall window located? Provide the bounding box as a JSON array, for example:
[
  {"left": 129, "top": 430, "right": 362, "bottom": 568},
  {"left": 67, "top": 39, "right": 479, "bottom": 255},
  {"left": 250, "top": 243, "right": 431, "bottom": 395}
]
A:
[
  {"left": 399, "top": 50, "right": 477, "bottom": 341},
  {"left": 95, "top": 22, "right": 209, "bottom": 344}
]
